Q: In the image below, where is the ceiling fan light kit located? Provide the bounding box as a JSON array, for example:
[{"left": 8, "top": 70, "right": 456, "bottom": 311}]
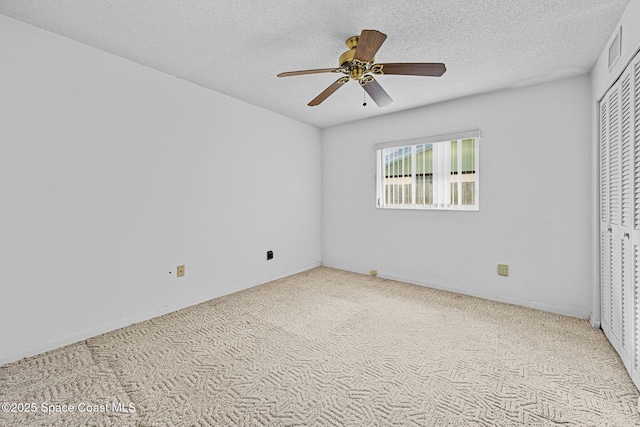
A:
[{"left": 277, "top": 29, "right": 446, "bottom": 108}]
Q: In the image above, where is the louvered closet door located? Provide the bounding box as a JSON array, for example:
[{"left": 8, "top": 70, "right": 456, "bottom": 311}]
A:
[
  {"left": 631, "top": 54, "right": 640, "bottom": 385},
  {"left": 621, "top": 69, "right": 634, "bottom": 366},
  {"left": 601, "top": 50, "right": 640, "bottom": 390},
  {"left": 606, "top": 78, "right": 623, "bottom": 351},
  {"left": 601, "top": 90, "right": 611, "bottom": 338}
]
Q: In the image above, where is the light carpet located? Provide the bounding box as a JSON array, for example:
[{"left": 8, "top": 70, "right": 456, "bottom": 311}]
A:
[{"left": 1, "top": 267, "right": 639, "bottom": 426}]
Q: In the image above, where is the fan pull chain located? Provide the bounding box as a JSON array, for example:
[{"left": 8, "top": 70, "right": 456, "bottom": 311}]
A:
[{"left": 363, "top": 88, "right": 367, "bottom": 107}]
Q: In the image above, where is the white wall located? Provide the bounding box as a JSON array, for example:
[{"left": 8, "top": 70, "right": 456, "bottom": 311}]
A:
[
  {"left": 589, "top": 0, "right": 640, "bottom": 326},
  {"left": 0, "top": 16, "right": 322, "bottom": 365},
  {"left": 322, "top": 75, "right": 592, "bottom": 318}
]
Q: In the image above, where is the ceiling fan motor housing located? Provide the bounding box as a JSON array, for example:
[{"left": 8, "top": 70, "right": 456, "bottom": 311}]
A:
[
  {"left": 339, "top": 36, "right": 360, "bottom": 66},
  {"left": 339, "top": 35, "right": 374, "bottom": 80}
]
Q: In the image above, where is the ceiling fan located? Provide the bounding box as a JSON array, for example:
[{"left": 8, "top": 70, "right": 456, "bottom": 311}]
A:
[{"left": 277, "top": 29, "right": 446, "bottom": 107}]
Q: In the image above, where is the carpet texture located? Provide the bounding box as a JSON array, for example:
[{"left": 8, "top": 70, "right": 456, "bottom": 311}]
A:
[{"left": 1, "top": 267, "right": 639, "bottom": 426}]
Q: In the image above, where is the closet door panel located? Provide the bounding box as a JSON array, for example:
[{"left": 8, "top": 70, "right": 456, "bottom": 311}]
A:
[
  {"left": 634, "top": 243, "right": 640, "bottom": 384},
  {"left": 621, "top": 70, "right": 635, "bottom": 367},
  {"left": 611, "top": 234, "right": 623, "bottom": 346},
  {"left": 631, "top": 55, "right": 640, "bottom": 384},
  {"left": 622, "top": 236, "right": 634, "bottom": 364},
  {"left": 608, "top": 80, "right": 623, "bottom": 350},
  {"left": 602, "top": 230, "right": 611, "bottom": 335},
  {"left": 622, "top": 73, "right": 633, "bottom": 229},
  {"left": 610, "top": 83, "right": 621, "bottom": 226},
  {"left": 601, "top": 88, "right": 611, "bottom": 336}
]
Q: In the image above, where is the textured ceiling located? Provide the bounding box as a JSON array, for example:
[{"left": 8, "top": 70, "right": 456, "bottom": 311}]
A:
[{"left": 0, "top": 0, "right": 630, "bottom": 128}]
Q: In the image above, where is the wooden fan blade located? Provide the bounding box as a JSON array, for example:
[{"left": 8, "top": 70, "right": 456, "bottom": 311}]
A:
[
  {"left": 308, "top": 77, "right": 349, "bottom": 106},
  {"left": 277, "top": 68, "right": 341, "bottom": 77},
  {"left": 362, "top": 77, "right": 392, "bottom": 107},
  {"left": 354, "top": 30, "right": 387, "bottom": 63},
  {"left": 376, "top": 62, "right": 446, "bottom": 76}
]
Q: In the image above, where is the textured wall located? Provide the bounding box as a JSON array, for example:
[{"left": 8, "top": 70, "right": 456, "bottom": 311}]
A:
[
  {"left": 0, "top": 16, "right": 322, "bottom": 364},
  {"left": 322, "top": 75, "right": 592, "bottom": 318}
]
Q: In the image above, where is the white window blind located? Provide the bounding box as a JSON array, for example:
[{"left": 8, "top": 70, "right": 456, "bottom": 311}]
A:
[{"left": 375, "top": 131, "right": 479, "bottom": 210}]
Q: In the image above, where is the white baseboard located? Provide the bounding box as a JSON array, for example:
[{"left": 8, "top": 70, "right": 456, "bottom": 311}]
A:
[
  {"left": 321, "top": 262, "right": 374, "bottom": 277},
  {"left": 589, "top": 315, "right": 601, "bottom": 329},
  {"left": 322, "top": 262, "right": 591, "bottom": 320},
  {"left": 0, "top": 262, "right": 321, "bottom": 366}
]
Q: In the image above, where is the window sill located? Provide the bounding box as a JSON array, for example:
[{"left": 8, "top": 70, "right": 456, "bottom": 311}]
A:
[{"left": 376, "top": 205, "right": 479, "bottom": 211}]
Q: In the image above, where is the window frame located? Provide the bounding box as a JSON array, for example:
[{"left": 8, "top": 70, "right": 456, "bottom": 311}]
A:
[{"left": 375, "top": 130, "right": 480, "bottom": 211}]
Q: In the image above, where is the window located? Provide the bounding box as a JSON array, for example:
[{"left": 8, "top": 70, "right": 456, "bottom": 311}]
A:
[{"left": 375, "top": 130, "right": 479, "bottom": 210}]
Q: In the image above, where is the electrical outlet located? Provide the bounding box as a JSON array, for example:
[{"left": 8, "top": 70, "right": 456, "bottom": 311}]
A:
[
  {"left": 497, "top": 264, "right": 509, "bottom": 277},
  {"left": 177, "top": 265, "right": 185, "bottom": 277},
  {"left": 370, "top": 270, "right": 378, "bottom": 276},
  {"left": 266, "top": 250, "right": 273, "bottom": 260}
]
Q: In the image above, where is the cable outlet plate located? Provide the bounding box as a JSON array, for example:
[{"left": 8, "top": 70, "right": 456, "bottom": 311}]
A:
[{"left": 177, "top": 265, "right": 185, "bottom": 277}]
